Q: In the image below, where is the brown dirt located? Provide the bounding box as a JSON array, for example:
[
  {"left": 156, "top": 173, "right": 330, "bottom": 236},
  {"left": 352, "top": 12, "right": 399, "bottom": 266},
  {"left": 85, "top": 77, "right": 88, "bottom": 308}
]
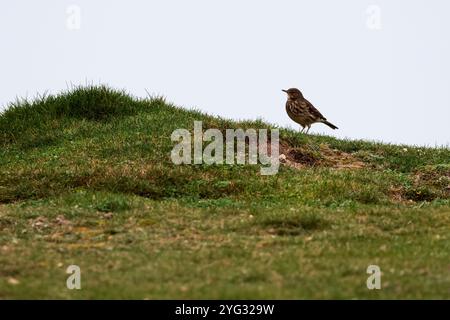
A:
[{"left": 279, "top": 142, "right": 365, "bottom": 170}]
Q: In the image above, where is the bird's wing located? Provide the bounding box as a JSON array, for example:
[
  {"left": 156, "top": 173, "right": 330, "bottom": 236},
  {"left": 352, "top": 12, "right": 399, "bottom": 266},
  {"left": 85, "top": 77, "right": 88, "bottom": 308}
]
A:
[
  {"left": 287, "top": 100, "right": 308, "bottom": 116},
  {"left": 304, "top": 99, "right": 326, "bottom": 120}
]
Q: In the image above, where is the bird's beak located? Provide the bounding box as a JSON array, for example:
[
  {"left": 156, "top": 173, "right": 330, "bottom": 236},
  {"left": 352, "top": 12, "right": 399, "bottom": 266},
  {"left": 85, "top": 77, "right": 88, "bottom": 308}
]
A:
[{"left": 282, "top": 89, "right": 287, "bottom": 93}]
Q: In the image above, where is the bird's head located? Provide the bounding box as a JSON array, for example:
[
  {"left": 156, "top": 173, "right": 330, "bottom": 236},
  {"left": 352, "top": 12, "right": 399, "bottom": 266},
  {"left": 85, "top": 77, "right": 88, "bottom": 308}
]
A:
[{"left": 282, "top": 88, "right": 303, "bottom": 100}]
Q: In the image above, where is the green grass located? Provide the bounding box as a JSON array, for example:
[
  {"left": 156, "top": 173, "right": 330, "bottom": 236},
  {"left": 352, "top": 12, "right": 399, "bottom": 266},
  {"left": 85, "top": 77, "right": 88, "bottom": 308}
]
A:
[{"left": 0, "top": 85, "right": 449, "bottom": 299}]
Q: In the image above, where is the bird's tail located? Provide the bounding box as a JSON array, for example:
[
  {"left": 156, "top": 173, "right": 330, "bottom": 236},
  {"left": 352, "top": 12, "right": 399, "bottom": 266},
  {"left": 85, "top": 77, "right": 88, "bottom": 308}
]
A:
[{"left": 322, "top": 120, "right": 338, "bottom": 130}]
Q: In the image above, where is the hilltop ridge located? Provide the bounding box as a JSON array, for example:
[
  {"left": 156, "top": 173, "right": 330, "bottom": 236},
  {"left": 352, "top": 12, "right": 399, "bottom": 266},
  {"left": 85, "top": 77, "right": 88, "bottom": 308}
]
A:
[{"left": 1, "top": 85, "right": 448, "bottom": 203}]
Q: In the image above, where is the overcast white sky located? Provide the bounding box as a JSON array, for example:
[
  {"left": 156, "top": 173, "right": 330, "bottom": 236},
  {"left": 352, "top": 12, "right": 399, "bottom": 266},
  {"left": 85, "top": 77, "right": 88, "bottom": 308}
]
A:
[{"left": 1, "top": 0, "right": 449, "bottom": 146}]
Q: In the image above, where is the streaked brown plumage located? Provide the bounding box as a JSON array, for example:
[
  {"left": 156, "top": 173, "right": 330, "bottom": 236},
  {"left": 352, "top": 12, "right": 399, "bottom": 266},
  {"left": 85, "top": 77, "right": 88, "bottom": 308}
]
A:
[{"left": 283, "top": 88, "right": 338, "bottom": 134}]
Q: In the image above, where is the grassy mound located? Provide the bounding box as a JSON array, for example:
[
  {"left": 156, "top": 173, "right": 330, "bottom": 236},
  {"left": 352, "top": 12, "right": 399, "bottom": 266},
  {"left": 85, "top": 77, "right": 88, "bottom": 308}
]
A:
[{"left": 0, "top": 86, "right": 449, "bottom": 299}]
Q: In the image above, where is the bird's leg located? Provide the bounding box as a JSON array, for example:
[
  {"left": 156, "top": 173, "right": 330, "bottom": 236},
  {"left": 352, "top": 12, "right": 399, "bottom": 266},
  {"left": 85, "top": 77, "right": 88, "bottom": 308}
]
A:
[
  {"left": 300, "top": 126, "right": 305, "bottom": 133},
  {"left": 305, "top": 126, "right": 311, "bottom": 134}
]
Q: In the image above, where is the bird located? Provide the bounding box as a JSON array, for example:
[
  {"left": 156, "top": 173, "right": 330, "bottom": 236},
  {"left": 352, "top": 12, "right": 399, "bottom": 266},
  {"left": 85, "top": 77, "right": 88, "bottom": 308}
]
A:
[{"left": 282, "top": 88, "right": 338, "bottom": 134}]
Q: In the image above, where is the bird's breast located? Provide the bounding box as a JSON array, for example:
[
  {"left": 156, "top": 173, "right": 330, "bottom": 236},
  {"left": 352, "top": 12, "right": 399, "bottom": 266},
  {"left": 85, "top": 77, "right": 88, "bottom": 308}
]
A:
[{"left": 286, "top": 101, "right": 313, "bottom": 126}]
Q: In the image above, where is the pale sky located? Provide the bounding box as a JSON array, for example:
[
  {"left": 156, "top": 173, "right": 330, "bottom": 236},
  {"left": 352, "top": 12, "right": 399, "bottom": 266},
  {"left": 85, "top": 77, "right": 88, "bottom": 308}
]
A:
[{"left": 1, "top": 0, "right": 449, "bottom": 146}]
